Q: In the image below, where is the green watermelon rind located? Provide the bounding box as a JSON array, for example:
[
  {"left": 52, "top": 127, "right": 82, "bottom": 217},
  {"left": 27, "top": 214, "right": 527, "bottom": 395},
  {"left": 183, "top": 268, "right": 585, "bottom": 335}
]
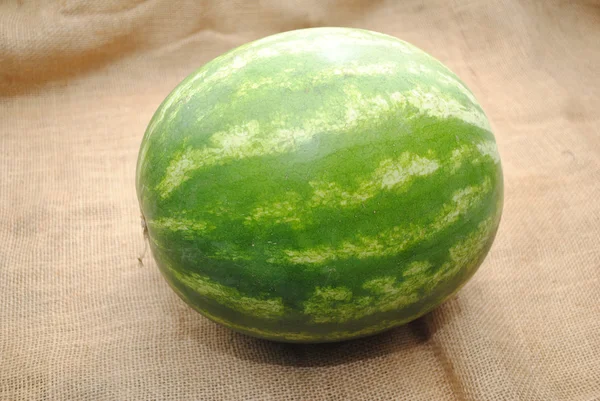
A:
[{"left": 136, "top": 27, "right": 504, "bottom": 343}]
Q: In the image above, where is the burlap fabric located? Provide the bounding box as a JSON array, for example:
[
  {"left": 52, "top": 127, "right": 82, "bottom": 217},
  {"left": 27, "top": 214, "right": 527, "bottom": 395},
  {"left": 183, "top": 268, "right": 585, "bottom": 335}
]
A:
[{"left": 1, "top": 1, "right": 599, "bottom": 400}]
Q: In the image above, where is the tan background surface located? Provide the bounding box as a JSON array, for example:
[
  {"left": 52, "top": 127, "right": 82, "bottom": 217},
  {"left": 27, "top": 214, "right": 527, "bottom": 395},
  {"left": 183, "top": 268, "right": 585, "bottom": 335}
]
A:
[{"left": 1, "top": 1, "right": 599, "bottom": 400}]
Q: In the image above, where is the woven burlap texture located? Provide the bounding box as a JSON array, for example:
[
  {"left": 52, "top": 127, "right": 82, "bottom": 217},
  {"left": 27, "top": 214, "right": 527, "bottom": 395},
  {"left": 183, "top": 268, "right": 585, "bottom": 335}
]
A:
[{"left": 1, "top": 1, "right": 599, "bottom": 400}]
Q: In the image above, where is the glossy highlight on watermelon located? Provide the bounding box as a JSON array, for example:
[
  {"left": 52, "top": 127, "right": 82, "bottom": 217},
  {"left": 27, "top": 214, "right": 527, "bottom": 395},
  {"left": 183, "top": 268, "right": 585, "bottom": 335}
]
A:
[{"left": 136, "top": 27, "right": 503, "bottom": 343}]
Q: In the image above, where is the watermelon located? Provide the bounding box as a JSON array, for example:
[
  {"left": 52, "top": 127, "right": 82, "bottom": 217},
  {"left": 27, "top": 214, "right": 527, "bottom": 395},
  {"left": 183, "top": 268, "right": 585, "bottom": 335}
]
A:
[{"left": 136, "top": 27, "right": 503, "bottom": 343}]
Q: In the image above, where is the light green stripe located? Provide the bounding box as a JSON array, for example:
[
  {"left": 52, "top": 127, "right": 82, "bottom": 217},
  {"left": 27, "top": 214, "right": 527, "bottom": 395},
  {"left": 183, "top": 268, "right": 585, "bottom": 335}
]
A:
[
  {"left": 300, "top": 216, "right": 496, "bottom": 324},
  {"left": 431, "top": 216, "right": 497, "bottom": 285},
  {"left": 156, "top": 86, "right": 490, "bottom": 197},
  {"left": 167, "top": 265, "right": 285, "bottom": 320},
  {"left": 149, "top": 217, "right": 214, "bottom": 235},
  {"left": 476, "top": 141, "right": 501, "bottom": 164},
  {"left": 187, "top": 300, "right": 418, "bottom": 342},
  {"left": 244, "top": 152, "right": 440, "bottom": 230},
  {"left": 276, "top": 177, "right": 492, "bottom": 265},
  {"left": 400, "top": 86, "right": 491, "bottom": 131},
  {"left": 303, "top": 262, "right": 432, "bottom": 323}
]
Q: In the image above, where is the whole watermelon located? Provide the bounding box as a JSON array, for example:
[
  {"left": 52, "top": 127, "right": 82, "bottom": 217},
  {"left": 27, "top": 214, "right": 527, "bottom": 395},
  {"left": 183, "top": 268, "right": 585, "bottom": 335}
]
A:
[{"left": 136, "top": 27, "right": 503, "bottom": 343}]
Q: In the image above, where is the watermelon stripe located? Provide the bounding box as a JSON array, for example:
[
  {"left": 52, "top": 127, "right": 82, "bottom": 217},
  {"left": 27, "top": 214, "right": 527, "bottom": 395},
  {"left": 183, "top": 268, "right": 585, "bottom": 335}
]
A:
[
  {"left": 274, "top": 177, "right": 491, "bottom": 265},
  {"left": 153, "top": 84, "right": 491, "bottom": 198},
  {"left": 165, "top": 264, "right": 285, "bottom": 319},
  {"left": 160, "top": 212, "right": 499, "bottom": 342}
]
